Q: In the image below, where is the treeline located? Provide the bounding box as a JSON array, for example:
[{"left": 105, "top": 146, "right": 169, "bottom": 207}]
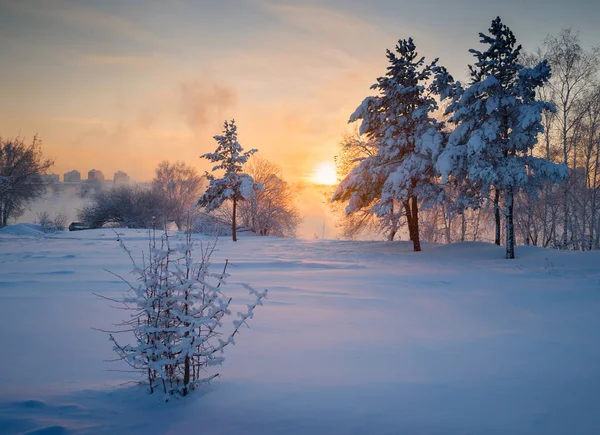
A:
[
  {"left": 332, "top": 19, "right": 599, "bottom": 256},
  {"left": 0, "top": 130, "right": 301, "bottom": 239},
  {"left": 76, "top": 122, "right": 301, "bottom": 240}
]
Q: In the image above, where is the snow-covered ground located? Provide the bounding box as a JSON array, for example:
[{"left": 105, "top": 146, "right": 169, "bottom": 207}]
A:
[{"left": 0, "top": 224, "right": 599, "bottom": 434}]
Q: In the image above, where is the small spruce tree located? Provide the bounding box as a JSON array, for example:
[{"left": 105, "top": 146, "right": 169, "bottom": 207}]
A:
[{"left": 198, "top": 120, "right": 259, "bottom": 242}]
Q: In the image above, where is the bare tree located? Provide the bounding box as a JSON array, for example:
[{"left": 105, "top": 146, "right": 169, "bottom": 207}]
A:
[
  {"left": 543, "top": 29, "right": 600, "bottom": 248},
  {"left": 521, "top": 50, "right": 562, "bottom": 248},
  {"left": 330, "top": 131, "right": 404, "bottom": 241},
  {"left": 0, "top": 136, "right": 53, "bottom": 227},
  {"left": 574, "top": 85, "right": 600, "bottom": 249},
  {"left": 152, "top": 161, "right": 204, "bottom": 230},
  {"left": 238, "top": 157, "right": 302, "bottom": 238}
]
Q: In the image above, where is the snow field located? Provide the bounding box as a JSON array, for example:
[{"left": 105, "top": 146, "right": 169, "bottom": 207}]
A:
[{"left": 0, "top": 226, "right": 599, "bottom": 434}]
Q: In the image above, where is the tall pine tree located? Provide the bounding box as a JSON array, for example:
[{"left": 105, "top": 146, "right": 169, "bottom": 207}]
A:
[
  {"left": 437, "top": 17, "right": 566, "bottom": 259},
  {"left": 198, "top": 120, "right": 259, "bottom": 242},
  {"left": 333, "top": 38, "right": 450, "bottom": 251}
]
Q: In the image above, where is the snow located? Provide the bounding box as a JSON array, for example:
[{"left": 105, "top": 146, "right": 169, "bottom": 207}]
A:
[
  {"left": 239, "top": 175, "right": 257, "bottom": 200},
  {"left": 0, "top": 223, "right": 49, "bottom": 237},
  {"left": 1, "top": 227, "right": 599, "bottom": 434}
]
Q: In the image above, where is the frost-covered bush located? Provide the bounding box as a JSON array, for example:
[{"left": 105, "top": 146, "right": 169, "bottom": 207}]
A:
[
  {"left": 78, "top": 185, "right": 168, "bottom": 229},
  {"left": 189, "top": 210, "right": 232, "bottom": 236},
  {"left": 101, "top": 230, "right": 267, "bottom": 397},
  {"left": 36, "top": 211, "right": 67, "bottom": 231}
]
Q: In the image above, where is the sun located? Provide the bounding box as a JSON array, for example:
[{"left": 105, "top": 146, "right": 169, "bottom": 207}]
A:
[{"left": 311, "top": 161, "right": 337, "bottom": 185}]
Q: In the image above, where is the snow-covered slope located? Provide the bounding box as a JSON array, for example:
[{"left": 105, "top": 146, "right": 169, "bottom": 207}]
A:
[{"left": 0, "top": 228, "right": 599, "bottom": 434}]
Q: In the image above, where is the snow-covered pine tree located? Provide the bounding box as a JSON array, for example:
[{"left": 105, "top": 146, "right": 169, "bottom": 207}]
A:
[
  {"left": 103, "top": 229, "right": 267, "bottom": 398},
  {"left": 437, "top": 17, "right": 567, "bottom": 259},
  {"left": 198, "top": 120, "right": 260, "bottom": 242},
  {"left": 332, "top": 38, "right": 450, "bottom": 251}
]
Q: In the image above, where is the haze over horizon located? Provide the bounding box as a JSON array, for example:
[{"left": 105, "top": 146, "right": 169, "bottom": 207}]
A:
[{"left": 1, "top": 0, "right": 599, "bottom": 236}]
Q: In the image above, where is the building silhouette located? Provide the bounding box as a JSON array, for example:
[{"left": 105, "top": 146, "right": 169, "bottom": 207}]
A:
[
  {"left": 114, "top": 170, "right": 130, "bottom": 185},
  {"left": 63, "top": 170, "right": 81, "bottom": 183},
  {"left": 87, "top": 169, "right": 105, "bottom": 183}
]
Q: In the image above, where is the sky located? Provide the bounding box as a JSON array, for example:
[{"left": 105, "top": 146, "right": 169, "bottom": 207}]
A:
[{"left": 1, "top": 0, "right": 599, "bottom": 236}]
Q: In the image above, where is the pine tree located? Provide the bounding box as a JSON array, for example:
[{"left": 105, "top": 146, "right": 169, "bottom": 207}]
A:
[
  {"left": 333, "top": 38, "right": 450, "bottom": 251},
  {"left": 437, "top": 17, "right": 566, "bottom": 259},
  {"left": 198, "top": 120, "right": 259, "bottom": 241}
]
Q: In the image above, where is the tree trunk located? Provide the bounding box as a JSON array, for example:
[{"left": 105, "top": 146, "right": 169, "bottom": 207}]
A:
[
  {"left": 412, "top": 196, "right": 421, "bottom": 251},
  {"left": 406, "top": 196, "right": 421, "bottom": 252},
  {"left": 541, "top": 182, "right": 550, "bottom": 248},
  {"left": 494, "top": 188, "right": 501, "bottom": 246},
  {"left": 440, "top": 203, "right": 450, "bottom": 244},
  {"left": 387, "top": 229, "right": 396, "bottom": 241},
  {"left": 561, "top": 116, "right": 569, "bottom": 248},
  {"left": 387, "top": 203, "right": 398, "bottom": 241},
  {"left": 403, "top": 200, "right": 412, "bottom": 239},
  {"left": 506, "top": 187, "right": 515, "bottom": 259},
  {"left": 403, "top": 201, "right": 415, "bottom": 242},
  {"left": 473, "top": 209, "right": 482, "bottom": 242},
  {"left": 183, "top": 355, "right": 190, "bottom": 396},
  {"left": 388, "top": 207, "right": 397, "bottom": 242},
  {"left": 232, "top": 198, "right": 237, "bottom": 242},
  {"left": 545, "top": 115, "right": 552, "bottom": 160},
  {"left": 590, "top": 139, "right": 600, "bottom": 249}
]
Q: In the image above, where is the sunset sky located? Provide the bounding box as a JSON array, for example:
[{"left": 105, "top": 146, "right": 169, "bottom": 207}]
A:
[{"left": 1, "top": 0, "right": 598, "bottom": 236}]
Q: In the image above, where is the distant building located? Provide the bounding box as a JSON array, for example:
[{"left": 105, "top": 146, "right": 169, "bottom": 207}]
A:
[
  {"left": 87, "top": 169, "right": 105, "bottom": 183},
  {"left": 63, "top": 170, "right": 81, "bottom": 183},
  {"left": 40, "top": 174, "right": 59, "bottom": 184},
  {"left": 114, "top": 170, "right": 130, "bottom": 185}
]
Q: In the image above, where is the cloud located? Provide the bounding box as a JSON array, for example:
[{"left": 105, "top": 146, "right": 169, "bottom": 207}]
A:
[
  {"left": 76, "top": 53, "right": 155, "bottom": 66},
  {"left": 12, "top": 0, "right": 162, "bottom": 47},
  {"left": 262, "top": 1, "right": 380, "bottom": 41},
  {"left": 179, "top": 80, "right": 238, "bottom": 131},
  {"left": 52, "top": 116, "right": 105, "bottom": 126}
]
